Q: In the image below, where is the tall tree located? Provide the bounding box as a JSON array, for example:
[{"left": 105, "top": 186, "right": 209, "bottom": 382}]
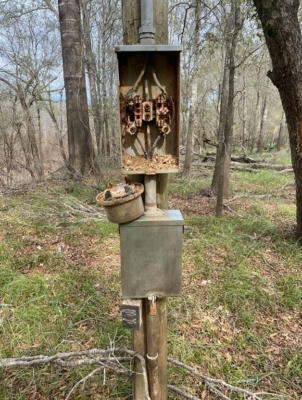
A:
[
  {"left": 81, "top": 0, "right": 102, "bottom": 156},
  {"left": 58, "top": 0, "right": 95, "bottom": 175},
  {"left": 257, "top": 93, "right": 268, "bottom": 153},
  {"left": 0, "top": 4, "right": 59, "bottom": 179},
  {"left": 253, "top": 0, "right": 302, "bottom": 236},
  {"left": 276, "top": 111, "right": 286, "bottom": 151},
  {"left": 211, "top": 0, "right": 244, "bottom": 216},
  {"left": 183, "top": 0, "right": 201, "bottom": 176}
]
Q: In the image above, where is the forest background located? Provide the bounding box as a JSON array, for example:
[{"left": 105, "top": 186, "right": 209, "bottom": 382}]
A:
[{"left": 0, "top": 1, "right": 301, "bottom": 400}]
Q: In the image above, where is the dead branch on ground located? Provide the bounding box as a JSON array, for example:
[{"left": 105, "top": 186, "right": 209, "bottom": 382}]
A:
[
  {"left": 39, "top": 191, "right": 105, "bottom": 222},
  {"left": 168, "top": 358, "right": 288, "bottom": 400},
  {"left": 226, "top": 194, "right": 271, "bottom": 203},
  {"left": 0, "top": 189, "right": 105, "bottom": 226},
  {"left": 1, "top": 347, "right": 150, "bottom": 400},
  {"left": 168, "top": 384, "right": 201, "bottom": 400},
  {"left": 0, "top": 348, "right": 288, "bottom": 400}
]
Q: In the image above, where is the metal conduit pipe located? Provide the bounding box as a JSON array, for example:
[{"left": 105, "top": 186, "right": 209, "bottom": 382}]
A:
[
  {"left": 139, "top": 0, "right": 155, "bottom": 44},
  {"left": 144, "top": 174, "right": 157, "bottom": 211}
]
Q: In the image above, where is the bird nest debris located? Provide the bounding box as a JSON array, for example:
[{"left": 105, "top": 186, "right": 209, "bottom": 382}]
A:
[
  {"left": 122, "top": 154, "right": 178, "bottom": 173},
  {"left": 96, "top": 183, "right": 144, "bottom": 207}
]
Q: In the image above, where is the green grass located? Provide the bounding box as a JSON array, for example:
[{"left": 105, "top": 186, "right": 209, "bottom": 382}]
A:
[
  {"left": 0, "top": 167, "right": 301, "bottom": 399},
  {"left": 277, "top": 275, "right": 302, "bottom": 309},
  {"left": 169, "top": 175, "right": 212, "bottom": 195},
  {"left": 231, "top": 169, "right": 294, "bottom": 195},
  {"left": 259, "top": 150, "right": 292, "bottom": 166}
]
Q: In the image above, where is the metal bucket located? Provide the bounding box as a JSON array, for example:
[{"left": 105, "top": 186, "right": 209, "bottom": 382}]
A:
[{"left": 96, "top": 183, "right": 144, "bottom": 224}]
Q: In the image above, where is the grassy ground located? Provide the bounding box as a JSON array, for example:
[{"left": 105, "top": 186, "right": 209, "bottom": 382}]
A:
[{"left": 0, "top": 160, "right": 301, "bottom": 399}]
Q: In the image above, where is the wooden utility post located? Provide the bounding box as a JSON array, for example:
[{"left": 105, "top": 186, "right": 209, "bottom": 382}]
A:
[{"left": 122, "top": 2, "right": 169, "bottom": 399}]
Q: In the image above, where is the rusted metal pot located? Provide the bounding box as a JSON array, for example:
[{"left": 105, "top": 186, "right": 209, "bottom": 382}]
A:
[{"left": 96, "top": 183, "right": 144, "bottom": 224}]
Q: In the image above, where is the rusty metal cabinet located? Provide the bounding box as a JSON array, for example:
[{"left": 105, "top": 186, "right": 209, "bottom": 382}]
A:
[
  {"left": 116, "top": 45, "right": 181, "bottom": 175},
  {"left": 120, "top": 210, "right": 184, "bottom": 298}
]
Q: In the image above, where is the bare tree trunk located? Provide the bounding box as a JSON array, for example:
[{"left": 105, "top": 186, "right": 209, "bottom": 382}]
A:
[
  {"left": 37, "top": 106, "right": 44, "bottom": 176},
  {"left": 96, "top": 28, "right": 104, "bottom": 155},
  {"left": 44, "top": 94, "right": 69, "bottom": 168},
  {"left": 212, "top": 50, "right": 229, "bottom": 195},
  {"left": 58, "top": 0, "right": 95, "bottom": 176},
  {"left": 108, "top": 57, "right": 115, "bottom": 156},
  {"left": 18, "top": 93, "right": 43, "bottom": 178},
  {"left": 253, "top": 0, "right": 302, "bottom": 237},
  {"left": 257, "top": 94, "right": 267, "bottom": 154},
  {"left": 11, "top": 96, "right": 33, "bottom": 178},
  {"left": 183, "top": 0, "right": 201, "bottom": 176},
  {"left": 81, "top": 0, "right": 102, "bottom": 157},
  {"left": 276, "top": 111, "right": 286, "bottom": 151},
  {"left": 241, "top": 75, "right": 247, "bottom": 148},
  {"left": 212, "top": 0, "right": 243, "bottom": 215},
  {"left": 215, "top": 48, "right": 236, "bottom": 215},
  {"left": 249, "top": 86, "right": 260, "bottom": 151},
  {"left": 100, "top": 24, "right": 108, "bottom": 158},
  {"left": 183, "top": 104, "right": 194, "bottom": 175},
  {"left": 0, "top": 103, "right": 14, "bottom": 185}
]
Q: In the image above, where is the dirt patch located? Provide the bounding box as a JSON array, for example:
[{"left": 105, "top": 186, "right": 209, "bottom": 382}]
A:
[{"left": 169, "top": 193, "right": 214, "bottom": 215}]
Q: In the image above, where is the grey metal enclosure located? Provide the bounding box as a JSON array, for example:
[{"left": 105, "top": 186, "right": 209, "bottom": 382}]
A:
[{"left": 120, "top": 210, "right": 184, "bottom": 298}]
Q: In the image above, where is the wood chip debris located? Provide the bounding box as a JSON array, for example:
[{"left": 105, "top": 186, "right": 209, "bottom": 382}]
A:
[{"left": 122, "top": 154, "right": 178, "bottom": 173}]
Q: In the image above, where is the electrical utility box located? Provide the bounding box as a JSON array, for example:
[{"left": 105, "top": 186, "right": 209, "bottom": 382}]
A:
[
  {"left": 119, "top": 210, "right": 184, "bottom": 298},
  {"left": 116, "top": 45, "right": 182, "bottom": 175}
]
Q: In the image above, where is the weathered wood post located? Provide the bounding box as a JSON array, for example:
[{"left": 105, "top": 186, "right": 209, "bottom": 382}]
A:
[
  {"left": 122, "top": 0, "right": 169, "bottom": 209},
  {"left": 122, "top": 5, "right": 168, "bottom": 396},
  {"left": 119, "top": 2, "right": 182, "bottom": 399}
]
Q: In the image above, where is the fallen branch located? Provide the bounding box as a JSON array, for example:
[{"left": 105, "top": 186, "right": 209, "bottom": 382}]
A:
[
  {"left": 231, "top": 155, "right": 260, "bottom": 164},
  {"left": 0, "top": 191, "right": 105, "bottom": 228},
  {"left": 230, "top": 163, "right": 293, "bottom": 173},
  {"left": 1, "top": 352, "right": 129, "bottom": 368},
  {"left": 168, "top": 384, "right": 201, "bottom": 400},
  {"left": 222, "top": 203, "right": 241, "bottom": 216},
  {"left": 280, "top": 183, "right": 295, "bottom": 190},
  {"left": 1, "top": 347, "right": 151, "bottom": 400},
  {"left": 40, "top": 191, "right": 105, "bottom": 221},
  {"left": 65, "top": 367, "right": 102, "bottom": 400},
  {"left": 202, "top": 135, "right": 217, "bottom": 147},
  {"left": 233, "top": 162, "right": 292, "bottom": 171},
  {"left": 226, "top": 194, "right": 271, "bottom": 203},
  {"left": 168, "top": 358, "right": 286, "bottom": 400},
  {"left": 1, "top": 349, "right": 288, "bottom": 400},
  {"left": 195, "top": 152, "right": 262, "bottom": 164},
  {"left": 192, "top": 155, "right": 293, "bottom": 173}
]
